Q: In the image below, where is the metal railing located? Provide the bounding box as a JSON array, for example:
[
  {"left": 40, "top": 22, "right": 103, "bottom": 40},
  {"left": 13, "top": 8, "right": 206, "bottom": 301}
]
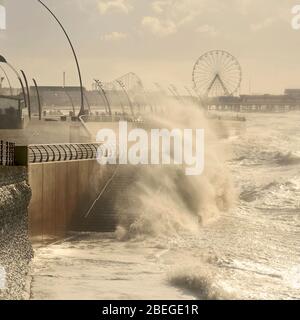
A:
[
  {"left": 28, "top": 143, "right": 102, "bottom": 164},
  {"left": 0, "top": 140, "right": 15, "bottom": 166},
  {"left": 80, "top": 114, "right": 144, "bottom": 123}
]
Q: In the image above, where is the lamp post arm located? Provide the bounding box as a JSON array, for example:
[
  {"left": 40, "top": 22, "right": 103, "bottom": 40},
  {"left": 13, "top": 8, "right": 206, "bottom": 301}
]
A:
[
  {"left": 21, "top": 70, "right": 32, "bottom": 119},
  {"left": 94, "top": 80, "right": 108, "bottom": 114},
  {"left": 0, "top": 65, "right": 13, "bottom": 96},
  {"left": 6, "top": 62, "right": 28, "bottom": 110},
  {"left": 33, "top": 78, "right": 42, "bottom": 120},
  {"left": 116, "top": 80, "right": 134, "bottom": 117},
  {"left": 38, "top": 0, "right": 84, "bottom": 117}
]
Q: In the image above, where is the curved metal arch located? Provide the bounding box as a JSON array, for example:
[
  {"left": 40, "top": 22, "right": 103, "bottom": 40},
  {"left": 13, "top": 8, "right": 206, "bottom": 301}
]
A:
[
  {"left": 64, "top": 144, "right": 73, "bottom": 160},
  {"left": 90, "top": 144, "right": 98, "bottom": 158},
  {"left": 0, "top": 59, "right": 28, "bottom": 110},
  {"left": 115, "top": 80, "right": 134, "bottom": 117},
  {"left": 33, "top": 78, "right": 43, "bottom": 120},
  {"left": 78, "top": 144, "right": 85, "bottom": 159},
  {"left": 81, "top": 144, "right": 90, "bottom": 159},
  {"left": 47, "top": 145, "right": 56, "bottom": 162},
  {"left": 61, "top": 144, "right": 68, "bottom": 161},
  {"left": 0, "top": 65, "right": 13, "bottom": 95},
  {"left": 94, "top": 79, "right": 112, "bottom": 116},
  {"left": 41, "top": 145, "right": 50, "bottom": 162},
  {"left": 94, "top": 80, "right": 108, "bottom": 114},
  {"left": 110, "top": 82, "right": 126, "bottom": 115},
  {"left": 35, "top": 146, "right": 44, "bottom": 163},
  {"left": 69, "top": 144, "right": 78, "bottom": 160},
  {"left": 20, "top": 70, "right": 32, "bottom": 119},
  {"left": 85, "top": 144, "right": 93, "bottom": 159},
  {"left": 38, "top": 0, "right": 85, "bottom": 117},
  {"left": 53, "top": 144, "right": 62, "bottom": 161}
]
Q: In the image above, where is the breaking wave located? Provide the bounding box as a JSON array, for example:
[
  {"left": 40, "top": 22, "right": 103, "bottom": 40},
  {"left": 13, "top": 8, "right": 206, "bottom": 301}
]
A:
[
  {"left": 115, "top": 101, "right": 235, "bottom": 240},
  {"left": 275, "top": 152, "right": 300, "bottom": 166},
  {"left": 168, "top": 266, "right": 235, "bottom": 300}
]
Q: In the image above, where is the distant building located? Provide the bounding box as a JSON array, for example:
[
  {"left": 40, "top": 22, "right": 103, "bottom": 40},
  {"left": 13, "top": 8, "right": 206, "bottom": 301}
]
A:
[
  {"left": 284, "top": 89, "right": 300, "bottom": 100},
  {"left": 29, "top": 86, "right": 136, "bottom": 112},
  {"left": 206, "top": 92, "right": 300, "bottom": 112},
  {"left": 29, "top": 86, "right": 87, "bottom": 110}
]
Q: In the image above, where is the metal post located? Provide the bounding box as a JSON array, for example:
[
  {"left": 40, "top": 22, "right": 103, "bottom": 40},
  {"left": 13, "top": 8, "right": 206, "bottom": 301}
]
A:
[
  {"left": 94, "top": 80, "right": 108, "bottom": 114},
  {"left": 0, "top": 56, "right": 27, "bottom": 109},
  {"left": 38, "top": 0, "right": 85, "bottom": 117},
  {"left": 0, "top": 141, "right": 3, "bottom": 166},
  {"left": 0, "top": 65, "right": 13, "bottom": 95},
  {"left": 20, "top": 70, "right": 31, "bottom": 120},
  {"left": 94, "top": 80, "right": 112, "bottom": 116},
  {"left": 116, "top": 80, "right": 134, "bottom": 117},
  {"left": 5, "top": 61, "right": 28, "bottom": 111},
  {"left": 32, "top": 78, "right": 42, "bottom": 120}
]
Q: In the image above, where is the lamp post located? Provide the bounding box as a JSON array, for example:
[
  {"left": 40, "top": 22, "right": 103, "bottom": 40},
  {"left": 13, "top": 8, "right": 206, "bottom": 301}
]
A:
[
  {"left": 113, "top": 83, "right": 125, "bottom": 115},
  {"left": 37, "top": 0, "right": 85, "bottom": 117},
  {"left": 0, "top": 65, "right": 13, "bottom": 95},
  {"left": 116, "top": 80, "right": 134, "bottom": 117},
  {"left": 94, "top": 80, "right": 108, "bottom": 114},
  {"left": 0, "top": 55, "right": 27, "bottom": 110},
  {"left": 21, "top": 70, "right": 32, "bottom": 119},
  {"left": 94, "top": 79, "right": 112, "bottom": 116},
  {"left": 32, "top": 78, "right": 42, "bottom": 120}
]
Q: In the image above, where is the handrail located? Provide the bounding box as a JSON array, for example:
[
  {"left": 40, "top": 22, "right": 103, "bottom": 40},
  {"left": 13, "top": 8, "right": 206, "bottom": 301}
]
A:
[{"left": 28, "top": 142, "right": 103, "bottom": 164}]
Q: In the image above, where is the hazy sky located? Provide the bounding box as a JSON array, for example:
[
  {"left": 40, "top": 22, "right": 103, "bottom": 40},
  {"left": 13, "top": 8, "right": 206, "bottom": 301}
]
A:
[{"left": 1, "top": 0, "right": 300, "bottom": 93}]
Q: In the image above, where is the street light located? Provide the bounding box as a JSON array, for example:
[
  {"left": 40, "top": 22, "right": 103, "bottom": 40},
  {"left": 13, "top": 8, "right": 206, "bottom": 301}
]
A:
[
  {"left": 116, "top": 80, "right": 134, "bottom": 117},
  {"left": 37, "top": 0, "right": 85, "bottom": 117},
  {"left": 94, "top": 80, "right": 108, "bottom": 114},
  {"left": 0, "top": 65, "right": 13, "bottom": 95},
  {"left": 94, "top": 79, "right": 112, "bottom": 116},
  {"left": 0, "top": 54, "right": 28, "bottom": 110},
  {"left": 32, "top": 78, "right": 42, "bottom": 120},
  {"left": 21, "top": 70, "right": 32, "bottom": 119}
]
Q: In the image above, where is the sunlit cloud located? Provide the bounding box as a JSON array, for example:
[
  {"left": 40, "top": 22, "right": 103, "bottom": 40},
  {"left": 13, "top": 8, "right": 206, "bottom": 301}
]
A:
[
  {"left": 101, "top": 31, "right": 128, "bottom": 41},
  {"left": 98, "top": 0, "right": 133, "bottom": 15},
  {"left": 141, "top": 16, "right": 177, "bottom": 37},
  {"left": 196, "top": 24, "right": 218, "bottom": 37},
  {"left": 142, "top": 0, "right": 222, "bottom": 37},
  {"left": 250, "top": 17, "right": 276, "bottom": 32}
]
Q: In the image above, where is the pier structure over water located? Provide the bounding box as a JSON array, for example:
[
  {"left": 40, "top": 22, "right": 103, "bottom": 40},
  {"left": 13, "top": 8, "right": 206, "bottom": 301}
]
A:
[{"left": 206, "top": 91, "right": 300, "bottom": 113}]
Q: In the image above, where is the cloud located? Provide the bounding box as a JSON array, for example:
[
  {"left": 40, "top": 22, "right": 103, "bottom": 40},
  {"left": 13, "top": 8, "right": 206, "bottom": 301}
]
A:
[
  {"left": 101, "top": 31, "right": 128, "bottom": 41},
  {"left": 196, "top": 24, "right": 218, "bottom": 37},
  {"left": 250, "top": 17, "right": 275, "bottom": 32},
  {"left": 142, "top": 0, "right": 220, "bottom": 37},
  {"left": 98, "top": 0, "right": 133, "bottom": 15},
  {"left": 0, "top": 3, "right": 5, "bottom": 30},
  {"left": 151, "top": 1, "right": 168, "bottom": 14},
  {"left": 141, "top": 16, "right": 177, "bottom": 37},
  {"left": 143, "top": 0, "right": 287, "bottom": 38}
]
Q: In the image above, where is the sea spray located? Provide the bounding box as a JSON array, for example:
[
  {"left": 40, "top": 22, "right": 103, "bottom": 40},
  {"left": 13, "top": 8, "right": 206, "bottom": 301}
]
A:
[
  {"left": 168, "top": 265, "right": 234, "bottom": 300},
  {"left": 114, "top": 100, "right": 235, "bottom": 240}
]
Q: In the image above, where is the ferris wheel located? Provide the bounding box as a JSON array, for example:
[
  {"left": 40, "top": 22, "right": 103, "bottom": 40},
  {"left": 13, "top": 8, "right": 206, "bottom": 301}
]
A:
[{"left": 192, "top": 50, "right": 242, "bottom": 97}]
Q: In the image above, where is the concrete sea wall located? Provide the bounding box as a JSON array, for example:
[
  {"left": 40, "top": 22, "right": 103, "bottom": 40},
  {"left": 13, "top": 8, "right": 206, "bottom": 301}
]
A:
[
  {"left": 0, "top": 167, "right": 33, "bottom": 300},
  {"left": 28, "top": 160, "right": 115, "bottom": 239}
]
